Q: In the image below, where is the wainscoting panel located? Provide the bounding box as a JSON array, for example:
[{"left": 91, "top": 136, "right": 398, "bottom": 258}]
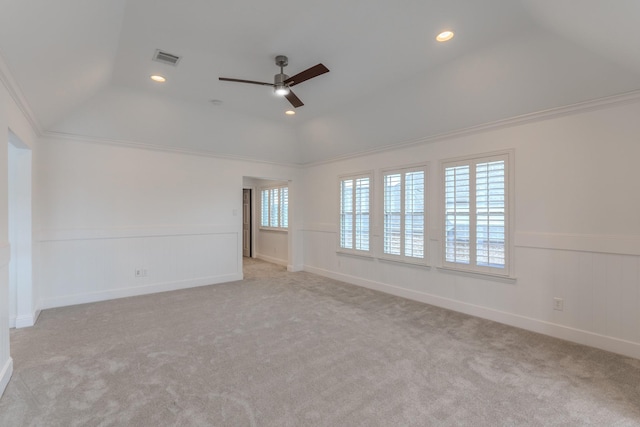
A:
[
  {"left": 515, "top": 248, "right": 640, "bottom": 345},
  {"left": 302, "top": 227, "right": 640, "bottom": 359},
  {"left": 38, "top": 228, "right": 240, "bottom": 309}
]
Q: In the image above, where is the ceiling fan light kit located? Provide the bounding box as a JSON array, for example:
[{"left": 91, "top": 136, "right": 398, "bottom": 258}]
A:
[
  {"left": 219, "top": 55, "right": 329, "bottom": 108},
  {"left": 274, "top": 84, "right": 289, "bottom": 96}
]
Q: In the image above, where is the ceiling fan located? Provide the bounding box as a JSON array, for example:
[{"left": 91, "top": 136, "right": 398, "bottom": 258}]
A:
[{"left": 219, "top": 55, "right": 329, "bottom": 108}]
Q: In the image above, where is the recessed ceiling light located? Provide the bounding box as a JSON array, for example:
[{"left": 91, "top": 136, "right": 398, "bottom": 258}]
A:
[
  {"left": 436, "top": 30, "right": 454, "bottom": 42},
  {"left": 285, "top": 110, "right": 296, "bottom": 115},
  {"left": 150, "top": 75, "right": 166, "bottom": 83}
]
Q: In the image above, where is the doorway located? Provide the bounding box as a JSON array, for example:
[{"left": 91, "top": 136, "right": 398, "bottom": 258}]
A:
[
  {"left": 8, "top": 131, "right": 34, "bottom": 328},
  {"left": 242, "top": 188, "right": 252, "bottom": 258},
  {"left": 241, "top": 177, "right": 291, "bottom": 270}
]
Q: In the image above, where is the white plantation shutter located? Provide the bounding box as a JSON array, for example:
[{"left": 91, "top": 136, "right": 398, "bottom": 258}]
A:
[
  {"left": 475, "top": 160, "right": 505, "bottom": 268},
  {"left": 443, "top": 153, "right": 510, "bottom": 275},
  {"left": 354, "top": 177, "right": 370, "bottom": 251},
  {"left": 260, "top": 185, "right": 288, "bottom": 230},
  {"left": 340, "top": 174, "right": 371, "bottom": 252},
  {"left": 444, "top": 165, "right": 470, "bottom": 264},
  {"left": 281, "top": 187, "right": 289, "bottom": 228},
  {"left": 269, "top": 188, "right": 279, "bottom": 227},
  {"left": 383, "top": 167, "right": 426, "bottom": 261},
  {"left": 340, "top": 179, "right": 353, "bottom": 249},
  {"left": 384, "top": 174, "right": 402, "bottom": 255},
  {"left": 404, "top": 171, "right": 425, "bottom": 258},
  {"left": 261, "top": 189, "right": 269, "bottom": 227}
]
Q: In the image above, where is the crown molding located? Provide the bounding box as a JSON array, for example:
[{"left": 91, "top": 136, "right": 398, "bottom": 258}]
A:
[
  {"left": 41, "top": 130, "right": 303, "bottom": 169},
  {"left": 303, "top": 89, "right": 640, "bottom": 167},
  {"left": 0, "top": 49, "right": 42, "bottom": 134}
]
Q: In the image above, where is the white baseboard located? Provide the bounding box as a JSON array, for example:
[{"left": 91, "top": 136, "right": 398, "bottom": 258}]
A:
[
  {"left": 15, "top": 309, "right": 40, "bottom": 328},
  {"left": 9, "top": 309, "right": 40, "bottom": 328},
  {"left": 304, "top": 265, "right": 640, "bottom": 360},
  {"left": 255, "top": 253, "right": 288, "bottom": 267},
  {"left": 0, "top": 357, "right": 13, "bottom": 398},
  {"left": 40, "top": 273, "right": 242, "bottom": 310}
]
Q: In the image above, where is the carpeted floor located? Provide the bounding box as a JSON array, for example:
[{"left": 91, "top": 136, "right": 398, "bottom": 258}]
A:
[{"left": 1, "top": 258, "right": 640, "bottom": 426}]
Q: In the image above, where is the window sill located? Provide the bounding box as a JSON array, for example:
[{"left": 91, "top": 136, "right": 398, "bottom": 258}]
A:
[
  {"left": 259, "top": 227, "right": 288, "bottom": 233},
  {"left": 378, "top": 256, "right": 430, "bottom": 269},
  {"left": 436, "top": 266, "right": 516, "bottom": 284},
  {"left": 336, "top": 249, "right": 375, "bottom": 260}
]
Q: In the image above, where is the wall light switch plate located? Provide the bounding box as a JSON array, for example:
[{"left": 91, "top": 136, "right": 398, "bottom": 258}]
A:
[{"left": 553, "top": 297, "right": 564, "bottom": 311}]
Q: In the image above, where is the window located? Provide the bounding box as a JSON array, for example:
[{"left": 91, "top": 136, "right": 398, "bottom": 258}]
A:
[
  {"left": 339, "top": 173, "right": 371, "bottom": 253},
  {"left": 442, "top": 152, "right": 511, "bottom": 276},
  {"left": 260, "top": 185, "right": 288, "bottom": 230},
  {"left": 382, "top": 166, "right": 426, "bottom": 263}
]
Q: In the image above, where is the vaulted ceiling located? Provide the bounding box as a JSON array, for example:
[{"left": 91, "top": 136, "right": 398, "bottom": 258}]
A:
[{"left": 1, "top": 0, "right": 639, "bottom": 164}]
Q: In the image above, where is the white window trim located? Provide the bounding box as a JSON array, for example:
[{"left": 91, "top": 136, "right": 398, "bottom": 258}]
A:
[
  {"left": 337, "top": 171, "right": 373, "bottom": 256},
  {"left": 379, "top": 164, "right": 429, "bottom": 266},
  {"left": 439, "top": 149, "right": 514, "bottom": 278},
  {"left": 436, "top": 265, "right": 516, "bottom": 283},
  {"left": 259, "top": 185, "right": 289, "bottom": 232}
]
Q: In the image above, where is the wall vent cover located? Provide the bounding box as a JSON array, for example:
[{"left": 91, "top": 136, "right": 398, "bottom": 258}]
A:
[{"left": 152, "top": 49, "right": 181, "bottom": 66}]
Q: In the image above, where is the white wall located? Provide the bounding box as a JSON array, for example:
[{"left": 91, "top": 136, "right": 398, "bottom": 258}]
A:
[
  {"left": 35, "top": 136, "right": 299, "bottom": 309},
  {"left": 243, "top": 178, "right": 289, "bottom": 266},
  {"left": 301, "top": 97, "right": 640, "bottom": 359}
]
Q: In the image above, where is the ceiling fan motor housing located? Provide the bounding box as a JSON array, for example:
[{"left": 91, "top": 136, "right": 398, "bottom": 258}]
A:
[
  {"left": 274, "top": 73, "right": 289, "bottom": 85},
  {"left": 274, "top": 55, "right": 289, "bottom": 86}
]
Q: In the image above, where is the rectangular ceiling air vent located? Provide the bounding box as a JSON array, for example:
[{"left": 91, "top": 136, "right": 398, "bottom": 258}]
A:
[{"left": 152, "top": 49, "right": 181, "bottom": 66}]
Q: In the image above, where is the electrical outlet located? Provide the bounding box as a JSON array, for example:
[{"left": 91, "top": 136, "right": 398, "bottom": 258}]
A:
[
  {"left": 553, "top": 297, "right": 564, "bottom": 311},
  {"left": 135, "top": 268, "right": 148, "bottom": 278}
]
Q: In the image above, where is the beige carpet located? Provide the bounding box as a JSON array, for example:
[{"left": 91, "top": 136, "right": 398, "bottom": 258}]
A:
[{"left": 1, "top": 258, "right": 640, "bottom": 426}]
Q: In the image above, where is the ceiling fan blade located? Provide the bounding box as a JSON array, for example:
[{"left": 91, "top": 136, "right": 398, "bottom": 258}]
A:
[
  {"left": 284, "top": 64, "right": 329, "bottom": 87},
  {"left": 219, "top": 77, "right": 274, "bottom": 87},
  {"left": 285, "top": 90, "right": 304, "bottom": 108}
]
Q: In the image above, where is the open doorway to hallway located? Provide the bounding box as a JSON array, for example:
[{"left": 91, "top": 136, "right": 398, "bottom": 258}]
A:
[
  {"left": 8, "top": 131, "right": 35, "bottom": 328},
  {"left": 242, "top": 188, "right": 252, "bottom": 258},
  {"left": 242, "top": 176, "right": 290, "bottom": 274}
]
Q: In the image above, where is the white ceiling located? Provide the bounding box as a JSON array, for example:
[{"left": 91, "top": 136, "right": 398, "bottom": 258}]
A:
[{"left": 1, "top": 0, "right": 639, "bottom": 164}]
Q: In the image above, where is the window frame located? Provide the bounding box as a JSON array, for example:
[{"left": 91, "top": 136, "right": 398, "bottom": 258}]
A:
[
  {"left": 338, "top": 172, "right": 373, "bottom": 256},
  {"left": 440, "top": 150, "right": 514, "bottom": 277},
  {"left": 259, "top": 184, "right": 289, "bottom": 231},
  {"left": 380, "top": 164, "right": 428, "bottom": 266}
]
